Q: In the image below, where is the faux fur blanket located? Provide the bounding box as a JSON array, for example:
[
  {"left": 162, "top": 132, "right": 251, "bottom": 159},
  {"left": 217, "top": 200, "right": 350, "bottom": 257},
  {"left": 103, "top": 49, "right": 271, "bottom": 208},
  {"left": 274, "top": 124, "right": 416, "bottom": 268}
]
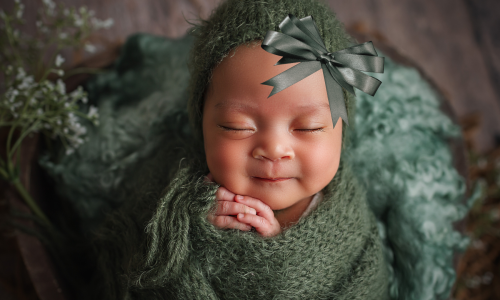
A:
[{"left": 41, "top": 33, "right": 470, "bottom": 300}]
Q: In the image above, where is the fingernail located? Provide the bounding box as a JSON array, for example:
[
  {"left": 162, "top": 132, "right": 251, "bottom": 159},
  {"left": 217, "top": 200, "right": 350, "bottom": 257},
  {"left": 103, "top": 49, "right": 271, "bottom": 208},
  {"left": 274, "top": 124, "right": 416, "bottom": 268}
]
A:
[
  {"left": 250, "top": 208, "right": 256, "bottom": 215},
  {"left": 235, "top": 195, "right": 244, "bottom": 200},
  {"left": 238, "top": 213, "right": 244, "bottom": 218}
]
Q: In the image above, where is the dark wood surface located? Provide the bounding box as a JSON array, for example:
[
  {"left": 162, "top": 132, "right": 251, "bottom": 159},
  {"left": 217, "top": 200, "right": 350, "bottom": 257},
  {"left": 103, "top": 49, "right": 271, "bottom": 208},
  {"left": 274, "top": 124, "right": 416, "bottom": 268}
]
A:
[{"left": 4, "top": 0, "right": 498, "bottom": 153}]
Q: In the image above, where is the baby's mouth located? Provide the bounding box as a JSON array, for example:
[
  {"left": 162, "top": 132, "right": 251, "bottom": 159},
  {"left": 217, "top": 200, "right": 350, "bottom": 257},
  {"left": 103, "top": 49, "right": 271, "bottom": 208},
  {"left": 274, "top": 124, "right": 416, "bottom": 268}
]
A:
[{"left": 251, "top": 177, "right": 293, "bottom": 183}]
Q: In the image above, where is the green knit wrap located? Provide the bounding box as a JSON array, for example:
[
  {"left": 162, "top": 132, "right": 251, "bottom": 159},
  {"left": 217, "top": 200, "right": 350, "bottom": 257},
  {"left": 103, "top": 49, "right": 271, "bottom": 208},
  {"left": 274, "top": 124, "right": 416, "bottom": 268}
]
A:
[
  {"left": 187, "top": 0, "right": 356, "bottom": 144},
  {"left": 119, "top": 162, "right": 388, "bottom": 299}
]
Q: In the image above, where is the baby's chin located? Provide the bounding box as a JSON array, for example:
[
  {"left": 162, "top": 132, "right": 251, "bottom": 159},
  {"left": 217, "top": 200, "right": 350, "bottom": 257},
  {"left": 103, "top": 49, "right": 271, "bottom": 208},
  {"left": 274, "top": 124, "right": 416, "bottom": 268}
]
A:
[
  {"left": 212, "top": 174, "right": 321, "bottom": 210},
  {"left": 227, "top": 184, "right": 314, "bottom": 211}
]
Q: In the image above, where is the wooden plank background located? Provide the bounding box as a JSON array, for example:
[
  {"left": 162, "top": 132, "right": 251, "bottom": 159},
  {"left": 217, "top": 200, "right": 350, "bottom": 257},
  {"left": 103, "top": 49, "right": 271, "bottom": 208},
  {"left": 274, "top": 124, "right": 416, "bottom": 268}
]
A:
[
  {"left": 2, "top": 0, "right": 499, "bottom": 153},
  {"left": 1, "top": 0, "right": 499, "bottom": 152}
]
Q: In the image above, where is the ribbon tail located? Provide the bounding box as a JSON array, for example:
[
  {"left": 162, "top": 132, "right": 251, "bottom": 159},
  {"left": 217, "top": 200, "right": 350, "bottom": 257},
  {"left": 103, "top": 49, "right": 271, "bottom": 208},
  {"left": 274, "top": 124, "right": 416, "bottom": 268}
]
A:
[
  {"left": 322, "top": 64, "right": 349, "bottom": 127},
  {"left": 276, "top": 56, "right": 311, "bottom": 65},
  {"left": 262, "top": 61, "right": 321, "bottom": 97},
  {"left": 262, "top": 31, "right": 319, "bottom": 61},
  {"left": 334, "top": 53, "right": 384, "bottom": 73},
  {"left": 335, "top": 41, "right": 378, "bottom": 56},
  {"left": 326, "top": 63, "right": 355, "bottom": 95},
  {"left": 337, "top": 66, "right": 382, "bottom": 96}
]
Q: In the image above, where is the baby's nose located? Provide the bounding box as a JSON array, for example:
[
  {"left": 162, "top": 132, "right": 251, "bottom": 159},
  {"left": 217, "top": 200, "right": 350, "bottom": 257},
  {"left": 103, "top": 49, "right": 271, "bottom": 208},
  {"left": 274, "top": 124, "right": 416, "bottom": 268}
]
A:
[{"left": 251, "top": 135, "right": 295, "bottom": 161}]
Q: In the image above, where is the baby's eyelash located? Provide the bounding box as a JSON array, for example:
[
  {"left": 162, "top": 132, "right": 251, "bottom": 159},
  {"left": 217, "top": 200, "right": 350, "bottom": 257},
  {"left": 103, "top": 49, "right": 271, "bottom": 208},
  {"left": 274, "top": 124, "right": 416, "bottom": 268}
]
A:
[
  {"left": 218, "top": 125, "right": 250, "bottom": 131},
  {"left": 295, "top": 128, "right": 325, "bottom": 132}
]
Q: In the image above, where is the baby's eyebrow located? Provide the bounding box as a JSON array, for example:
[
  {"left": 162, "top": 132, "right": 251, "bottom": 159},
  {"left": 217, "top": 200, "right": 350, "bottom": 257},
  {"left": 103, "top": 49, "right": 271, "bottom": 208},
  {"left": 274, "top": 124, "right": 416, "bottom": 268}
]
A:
[
  {"left": 296, "top": 102, "right": 331, "bottom": 112},
  {"left": 214, "top": 101, "right": 256, "bottom": 112}
]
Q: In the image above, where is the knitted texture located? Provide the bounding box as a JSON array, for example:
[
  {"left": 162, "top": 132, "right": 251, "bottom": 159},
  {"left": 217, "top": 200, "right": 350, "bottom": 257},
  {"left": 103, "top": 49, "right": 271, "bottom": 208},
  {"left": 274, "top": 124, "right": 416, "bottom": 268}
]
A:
[
  {"left": 40, "top": 33, "right": 470, "bottom": 300},
  {"left": 187, "top": 0, "right": 356, "bottom": 144},
  {"left": 93, "top": 162, "right": 388, "bottom": 300}
]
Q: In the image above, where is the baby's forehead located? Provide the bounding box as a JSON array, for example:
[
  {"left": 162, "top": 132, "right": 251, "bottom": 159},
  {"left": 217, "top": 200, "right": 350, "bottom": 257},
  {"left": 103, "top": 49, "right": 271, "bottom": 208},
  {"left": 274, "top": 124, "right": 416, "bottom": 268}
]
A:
[{"left": 213, "top": 99, "right": 331, "bottom": 114}]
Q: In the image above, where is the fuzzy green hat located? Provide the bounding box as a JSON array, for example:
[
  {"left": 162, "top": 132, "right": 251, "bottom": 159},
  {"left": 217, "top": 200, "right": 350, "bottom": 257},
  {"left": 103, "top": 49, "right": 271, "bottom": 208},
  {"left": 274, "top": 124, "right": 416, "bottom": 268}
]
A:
[{"left": 187, "top": 0, "right": 356, "bottom": 143}]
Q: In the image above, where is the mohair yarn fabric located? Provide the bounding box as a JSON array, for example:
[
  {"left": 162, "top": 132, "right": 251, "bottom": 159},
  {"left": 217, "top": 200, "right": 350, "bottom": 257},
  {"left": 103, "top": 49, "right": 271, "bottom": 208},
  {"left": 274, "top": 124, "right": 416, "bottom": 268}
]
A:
[
  {"left": 40, "top": 0, "right": 471, "bottom": 299},
  {"left": 97, "top": 162, "right": 387, "bottom": 300}
]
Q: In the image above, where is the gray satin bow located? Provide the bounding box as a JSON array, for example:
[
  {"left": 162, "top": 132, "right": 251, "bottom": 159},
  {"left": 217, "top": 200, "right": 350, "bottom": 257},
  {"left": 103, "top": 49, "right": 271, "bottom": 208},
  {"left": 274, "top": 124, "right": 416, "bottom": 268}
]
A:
[{"left": 261, "top": 14, "right": 384, "bottom": 126}]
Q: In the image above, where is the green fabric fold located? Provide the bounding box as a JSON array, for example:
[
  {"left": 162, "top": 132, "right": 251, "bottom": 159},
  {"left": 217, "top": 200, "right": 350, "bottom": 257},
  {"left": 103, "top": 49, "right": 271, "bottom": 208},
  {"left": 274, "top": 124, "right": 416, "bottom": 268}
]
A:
[{"left": 105, "top": 162, "right": 389, "bottom": 300}]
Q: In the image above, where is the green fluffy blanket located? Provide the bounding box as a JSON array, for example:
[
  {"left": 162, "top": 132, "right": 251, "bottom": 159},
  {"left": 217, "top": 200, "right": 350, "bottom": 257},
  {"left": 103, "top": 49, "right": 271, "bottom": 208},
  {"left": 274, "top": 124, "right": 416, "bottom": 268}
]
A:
[
  {"left": 41, "top": 33, "right": 470, "bottom": 300},
  {"left": 96, "top": 164, "right": 388, "bottom": 299}
]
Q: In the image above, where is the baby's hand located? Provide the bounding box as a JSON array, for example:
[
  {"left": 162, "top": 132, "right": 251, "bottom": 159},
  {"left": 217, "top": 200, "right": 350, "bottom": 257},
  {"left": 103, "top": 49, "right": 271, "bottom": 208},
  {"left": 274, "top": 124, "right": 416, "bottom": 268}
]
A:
[{"left": 207, "top": 185, "right": 282, "bottom": 237}]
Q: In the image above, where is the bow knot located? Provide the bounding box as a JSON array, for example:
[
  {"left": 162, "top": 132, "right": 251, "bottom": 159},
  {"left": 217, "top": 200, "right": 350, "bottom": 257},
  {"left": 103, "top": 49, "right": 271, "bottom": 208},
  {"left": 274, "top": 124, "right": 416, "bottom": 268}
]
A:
[
  {"left": 261, "top": 14, "right": 384, "bottom": 126},
  {"left": 317, "top": 52, "right": 334, "bottom": 64}
]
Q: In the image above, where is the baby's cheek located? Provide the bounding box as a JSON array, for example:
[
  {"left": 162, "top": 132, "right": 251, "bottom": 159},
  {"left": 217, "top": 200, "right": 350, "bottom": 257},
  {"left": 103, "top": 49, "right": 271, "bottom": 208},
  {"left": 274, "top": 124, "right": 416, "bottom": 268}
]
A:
[
  {"left": 207, "top": 140, "right": 248, "bottom": 190},
  {"left": 300, "top": 138, "right": 341, "bottom": 190}
]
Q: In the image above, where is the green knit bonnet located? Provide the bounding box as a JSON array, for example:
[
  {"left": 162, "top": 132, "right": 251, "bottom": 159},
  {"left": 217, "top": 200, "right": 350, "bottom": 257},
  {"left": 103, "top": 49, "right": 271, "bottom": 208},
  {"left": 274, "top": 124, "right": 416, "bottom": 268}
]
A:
[{"left": 187, "top": 0, "right": 356, "bottom": 144}]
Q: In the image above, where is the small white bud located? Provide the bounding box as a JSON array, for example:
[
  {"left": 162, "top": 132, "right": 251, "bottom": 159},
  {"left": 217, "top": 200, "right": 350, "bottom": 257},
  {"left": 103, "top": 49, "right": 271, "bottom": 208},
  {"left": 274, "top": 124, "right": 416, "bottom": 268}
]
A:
[
  {"left": 102, "top": 18, "right": 114, "bottom": 28},
  {"left": 84, "top": 43, "right": 96, "bottom": 53},
  {"left": 87, "top": 105, "right": 98, "bottom": 119},
  {"left": 55, "top": 54, "right": 65, "bottom": 67}
]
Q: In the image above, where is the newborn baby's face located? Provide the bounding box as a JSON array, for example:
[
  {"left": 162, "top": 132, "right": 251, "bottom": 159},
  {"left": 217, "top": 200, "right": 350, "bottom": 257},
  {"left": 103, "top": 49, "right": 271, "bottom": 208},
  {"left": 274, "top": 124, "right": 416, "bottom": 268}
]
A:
[{"left": 203, "top": 43, "right": 342, "bottom": 211}]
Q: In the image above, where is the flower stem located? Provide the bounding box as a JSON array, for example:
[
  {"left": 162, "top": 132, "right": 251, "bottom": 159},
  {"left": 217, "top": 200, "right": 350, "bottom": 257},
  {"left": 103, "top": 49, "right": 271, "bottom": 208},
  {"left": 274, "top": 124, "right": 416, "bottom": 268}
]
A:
[{"left": 11, "top": 178, "right": 52, "bottom": 227}]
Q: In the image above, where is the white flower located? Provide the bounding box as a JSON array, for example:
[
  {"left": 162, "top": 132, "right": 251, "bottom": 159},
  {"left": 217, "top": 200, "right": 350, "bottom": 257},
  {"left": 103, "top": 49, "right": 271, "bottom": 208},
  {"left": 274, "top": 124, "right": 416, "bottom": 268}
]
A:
[
  {"left": 81, "top": 97, "right": 88, "bottom": 104},
  {"left": 102, "top": 18, "right": 114, "bottom": 28},
  {"left": 56, "top": 79, "right": 66, "bottom": 94},
  {"left": 55, "top": 54, "right": 65, "bottom": 67},
  {"left": 84, "top": 43, "right": 96, "bottom": 53},
  {"left": 18, "top": 75, "right": 34, "bottom": 90},
  {"left": 16, "top": 3, "right": 24, "bottom": 19},
  {"left": 42, "top": 0, "right": 55, "bottom": 10},
  {"left": 87, "top": 105, "right": 98, "bottom": 119},
  {"left": 16, "top": 67, "right": 26, "bottom": 80},
  {"left": 37, "top": 108, "right": 43, "bottom": 115},
  {"left": 63, "top": 8, "right": 69, "bottom": 16},
  {"left": 91, "top": 17, "right": 114, "bottom": 29},
  {"left": 65, "top": 148, "right": 74, "bottom": 155},
  {"left": 59, "top": 32, "right": 68, "bottom": 40},
  {"left": 74, "top": 17, "right": 84, "bottom": 27}
]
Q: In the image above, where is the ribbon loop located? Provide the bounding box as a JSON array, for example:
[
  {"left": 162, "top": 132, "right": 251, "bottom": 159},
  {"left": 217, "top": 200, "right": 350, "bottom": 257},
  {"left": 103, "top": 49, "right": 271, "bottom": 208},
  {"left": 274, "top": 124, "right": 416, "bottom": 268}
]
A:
[{"left": 261, "top": 14, "right": 384, "bottom": 126}]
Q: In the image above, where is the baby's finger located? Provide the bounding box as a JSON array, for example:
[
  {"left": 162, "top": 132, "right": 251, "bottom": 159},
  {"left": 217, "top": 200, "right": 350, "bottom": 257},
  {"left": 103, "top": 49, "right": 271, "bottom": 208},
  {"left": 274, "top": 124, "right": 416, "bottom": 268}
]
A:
[
  {"left": 236, "top": 213, "right": 270, "bottom": 233},
  {"left": 215, "top": 187, "right": 236, "bottom": 201},
  {"left": 234, "top": 195, "right": 274, "bottom": 221},
  {"left": 211, "top": 215, "right": 252, "bottom": 231},
  {"left": 215, "top": 201, "right": 256, "bottom": 216}
]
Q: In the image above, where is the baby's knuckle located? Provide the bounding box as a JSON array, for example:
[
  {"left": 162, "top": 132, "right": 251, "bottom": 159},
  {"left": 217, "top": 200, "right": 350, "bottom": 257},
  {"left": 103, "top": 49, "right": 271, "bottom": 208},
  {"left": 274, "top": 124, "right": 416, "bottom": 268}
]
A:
[
  {"left": 214, "top": 216, "right": 230, "bottom": 228},
  {"left": 215, "top": 188, "right": 225, "bottom": 200},
  {"left": 262, "top": 204, "right": 271, "bottom": 212},
  {"left": 257, "top": 217, "right": 266, "bottom": 226},
  {"left": 219, "top": 201, "right": 231, "bottom": 214}
]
